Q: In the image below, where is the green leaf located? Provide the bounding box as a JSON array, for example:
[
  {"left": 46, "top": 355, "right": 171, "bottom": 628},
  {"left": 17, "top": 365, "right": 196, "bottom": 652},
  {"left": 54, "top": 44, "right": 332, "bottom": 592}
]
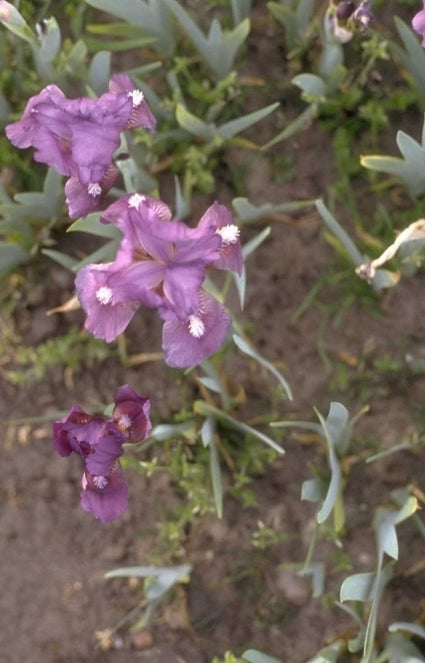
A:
[
  {"left": 5, "top": 168, "right": 64, "bottom": 221},
  {"left": 233, "top": 334, "right": 293, "bottom": 400},
  {"left": 298, "top": 562, "right": 325, "bottom": 597},
  {"left": 232, "top": 197, "right": 315, "bottom": 224},
  {"left": 374, "top": 497, "right": 417, "bottom": 560},
  {"left": 391, "top": 18, "right": 425, "bottom": 106},
  {"left": 340, "top": 571, "right": 376, "bottom": 602},
  {"left": 267, "top": 0, "right": 314, "bottom": 49},
  {"left": 201, "top": 417, "right": 223, "bottom": 518},
  {"left": 293, "top": 73, "right": 327, "bottom": 98},
  {"left": 41, "top": 248, "right": 78, "bottom": 271},
  {"left": 148, "top": 421, "right": 196, "bottom": 442},
  {"left": 382, "top": 633, "right": 425, "bottom": 663},
  {"left": 62, "top": 39, "right": 88, "bottom": 73},
  {"left": 86, "top": 21, "right": 147, "bottom": 37},
  {"left": 0, "top": 3, "right": 36, "bottom": 45},
  {"left": 364, "top": 566, "right": 394, "bottom": 662},
  {"left": 89, "top": 50, "right": 111, "bottom": 94},
  {"left": 83, "top": 0, "right": 176, "bottom": 54},
  {"left": 230, "top": 0, "right": 252, "bottom": 25},
  {"left": 31, "top": 17, "right": 61, "bottom": 80},
  {"left": 84, "top": 35, "right": 154, "bottom": 52},
  {"left": 296, "top": 0, "right": 316, "bottom": 34},
  {"left": 314, "top": 405, "right": 344, "bottom": 526},
  {"left": 262, "top": 104, "right": 317, "bottom": 151},
  {"left": 361, "top": 117, "right": 425, "bottom": 197},
  {"left": 0, "top": 218, "right": 31, "bottom": 236},
  {"left": 71, "top": 239, "right": 121, "bottom": 271},
  {"left": 217, "top": 102, "right": 279, "bottom": 140},
  {"left": 144, "top": 567, "right": 190, "bottom": 601},
  {"left": 105, "top": 563, "right": 191, "bottom": 579},
  {"left": 43, "top": 168, "right": 64, "bottom": 211},
  {"left": 389, "top": 623, "right": 425, "bottom": 640},
  {"left": 173, "top": 176, "right": 191, "bottom": 220},
  {"left": 369, "top": 268, "right": 400, "bottom": 291},
  {"left": 232, "top": 263, "right": 246, "bottom": 310},
  {"left": 0, "top": 241, "right": 29, "bottom": 274},
  {"left": 68, "top": 213, "right": 122, "bottom": 239},
  {"left": 366, "top": 443, "right": 412, "bottom": 464},
  {"left": 304, "top": 642, "right": 343, "bottom": 663},
  {"left": 163, "top": 0, "right": 250, "bottom": 79},
  {"left": 325, "top": 402, "right": 350, "bottom": 454},
  {"left": 201, "top": 415, "right": 215, "bottom": 448},
  {"left": 175, "top": 103, "right": 215, "bottom": 140},
  {"left": 301, "top": 478, "right": 324, "bottom": 503},
  {"left": 315, "top": 199, "right": 364, "bottom": 266},
  {"left": 106, "top": 564, "right": 191, "bottom": 602},
  {"left": 242, "top": 651, "right": 282, "bottom": 663},
  {"left": 35, "top": 17, "right": 61, "bottom": 64},
  {"left": 197, "top": 376, "right": 224, "bottom": 394},
  {"left": 209, "top": 441, "right": 223, "bottom": 518},
  {"left": 242, "top": 226, "right": 271, "bottom": 258},
  {"left": 194, "top": 401, "right": 284, "bottom": 455},
  {"left": 0, "top": 88, "right": 10, "bottom": 121}
]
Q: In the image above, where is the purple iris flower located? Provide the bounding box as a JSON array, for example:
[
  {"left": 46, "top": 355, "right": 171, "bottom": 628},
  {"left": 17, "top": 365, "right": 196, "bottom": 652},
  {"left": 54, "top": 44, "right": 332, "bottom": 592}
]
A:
[
  {"left": 413, "top": 1, "right": 425, "bottom": 46},
  {"left": 101, "top": 194, "right": 222, "bottom": 320},
  {"left": 6, "top": 84, "right": 132, "bottom": 182},
  {"left": 53, "top": 405, "right": 125, "bottom": 477},
  {"left": 160, "top": 289, "right": 232, "bottom": 368},
  {"left": 76, "top": 194, "right": 242, "bottom": 366},
  {"left": 6, "top": 75, "right": 156, "bottom": 218},
  {"left": 53, "top": 385, "right": 152, "bottom": 522},
  {"left": 113, "top": 384, "right": 152, "bottom": 442}
]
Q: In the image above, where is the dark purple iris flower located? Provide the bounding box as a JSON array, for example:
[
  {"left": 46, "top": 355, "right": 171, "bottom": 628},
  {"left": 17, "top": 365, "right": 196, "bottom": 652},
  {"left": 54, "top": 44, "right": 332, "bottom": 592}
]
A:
[
  {"left": 113, "top": 384, "right": 152, "bottom": 442},
  {"left": 53, "top": 385, "right": 152, "bottom": 522},
  {"left": 81, "top": 462, "right": 128, "bottom": 523},
  {"left": 53, "top": 405, "right": 124, "bottom": 476},
  {"left": 5, "top": 75, "right": 156, "bottom": 218}
]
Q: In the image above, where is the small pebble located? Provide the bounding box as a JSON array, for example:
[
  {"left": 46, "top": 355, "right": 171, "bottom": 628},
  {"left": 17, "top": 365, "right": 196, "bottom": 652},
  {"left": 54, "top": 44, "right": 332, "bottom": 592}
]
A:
[{"left": 131, "top": 629, "right": 154, "bottom": 649}]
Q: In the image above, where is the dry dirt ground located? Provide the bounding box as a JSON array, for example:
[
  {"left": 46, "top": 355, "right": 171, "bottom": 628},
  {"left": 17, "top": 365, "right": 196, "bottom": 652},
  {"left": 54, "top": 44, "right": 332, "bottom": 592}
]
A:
[{"left": 2, "top": 4, "right": 425, "bottom": 663}]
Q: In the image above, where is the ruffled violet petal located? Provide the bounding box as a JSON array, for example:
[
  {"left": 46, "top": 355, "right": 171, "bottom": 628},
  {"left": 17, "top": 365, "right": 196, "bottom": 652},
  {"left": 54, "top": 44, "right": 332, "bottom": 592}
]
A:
[
  {"left": 113, "top": 385, "right": 152, "bottom": 442},
  {"left": 65, "top": 165, "right": 119, "bottom": 219},
  {"left": 84, "top": 421, "right": 126, "bottom": 477},
  {"left": 53, "top": 405, "right": 106, "bottom": 459},
  {"left": 80, "top": 462, "right": 128, "bottom": 523},
  {"left": 160, "top": 290, "right": 231, "bottom": 368},
  {"left": 75, "top": 262, "right": 141, "bottom": 343},
  {"left": 108, "top": 74, "right": 156, "bottom": 132},
  {"left": 196, "top": 201, "right": 243, "bottom": 275}
]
